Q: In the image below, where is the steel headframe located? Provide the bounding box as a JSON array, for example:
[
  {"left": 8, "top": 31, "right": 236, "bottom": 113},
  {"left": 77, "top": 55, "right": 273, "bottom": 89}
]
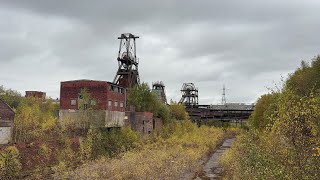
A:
[
  {"left": 113, "top": 33, "right": 140, "bottom": 88},
  {"left": 152, "top": 81, "right": 167, "bottom": 104},
  {"left": 178, "top": 83, "right": 199, "bottom": 107}
]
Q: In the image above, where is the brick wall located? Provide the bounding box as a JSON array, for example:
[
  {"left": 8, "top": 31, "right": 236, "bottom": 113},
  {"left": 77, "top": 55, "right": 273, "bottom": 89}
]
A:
[
  {"left": 25, "top": 91, "right": 46, "bottom": 99},
  {"left": 153, "top": 118, "right": 163, "bottom": 130},
  {"left": 125, "top": 111, "right": 155, "bottom": 134},
  {"left": 60, "top": 80, "right": 125, "bottom": 112},
  {"left": 0, "top": 99, "right": 14, "bottom": 126},
  {"left": 0, "top": 99, "right": 14, "bottom": 144}
]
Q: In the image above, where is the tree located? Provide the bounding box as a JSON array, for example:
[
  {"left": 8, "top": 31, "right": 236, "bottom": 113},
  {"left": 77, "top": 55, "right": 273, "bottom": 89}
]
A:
[
  {"left": 0, "top": 85, "right": 22, "bottom": 109},
  {"left": 169, "top": 101, "right": 188, "bottom": 120},
  {"left": 286, "top": 56, "right": 320, "bottom": 96},
  {"left": 13, "top": 97, "right": 57, "bottom": 142},
  {"left": 248, "top": 93, "right": 279, "bottom": 130},
  {"left": 127, "top": 83, "right": 160, "bottom": 113}
]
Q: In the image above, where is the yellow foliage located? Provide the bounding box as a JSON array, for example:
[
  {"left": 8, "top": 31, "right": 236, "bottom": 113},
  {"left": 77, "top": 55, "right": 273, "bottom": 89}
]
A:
[{"left": 54, "top": 122, "right": 227, "bottom": 179}]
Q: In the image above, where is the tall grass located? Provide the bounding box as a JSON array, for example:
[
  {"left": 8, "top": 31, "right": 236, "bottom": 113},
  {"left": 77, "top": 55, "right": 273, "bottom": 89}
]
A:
[{"left": 53, "top": 121, "right": 226, "bottom": 179}]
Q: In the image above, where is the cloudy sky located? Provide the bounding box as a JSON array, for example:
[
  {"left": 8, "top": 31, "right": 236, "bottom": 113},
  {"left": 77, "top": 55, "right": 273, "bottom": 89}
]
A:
[{"left": 0, "top": 1, "right": 319, "bottom": 104}]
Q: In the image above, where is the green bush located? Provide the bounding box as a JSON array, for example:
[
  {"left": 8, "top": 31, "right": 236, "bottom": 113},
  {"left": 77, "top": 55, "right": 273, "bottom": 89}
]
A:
[
  {"left": 0, "top": 146, "right": 22, "bottom": 179},
  {"left": 220, "top": 55, "right": 320, "bottom": 179},
  {"left": 98, "top": 127, "right": 141, "bottom": 157}
]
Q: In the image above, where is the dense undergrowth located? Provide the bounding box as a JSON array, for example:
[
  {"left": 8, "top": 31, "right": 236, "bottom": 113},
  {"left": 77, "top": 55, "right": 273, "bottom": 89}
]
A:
[
  {"left": 0, "top": 83, "right": 238, "bottom": 179},
  {"left": 220, "top": 56, "right": 320, "bottom": 179},
  {"left": 53, "top": 121, "right": 236, "bottom": 180}
]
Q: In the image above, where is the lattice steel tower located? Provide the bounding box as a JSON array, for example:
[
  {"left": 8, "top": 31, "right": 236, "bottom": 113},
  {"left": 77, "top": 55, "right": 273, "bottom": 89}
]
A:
[
  {"left": 113, "top": 33, "right": 140, "bottom": 88},
  {"left": 178, "top": 83, "right": 199, "bottom": 107},
  {"left": 221, "top": 84, "right": 227, "bottom": 105}
]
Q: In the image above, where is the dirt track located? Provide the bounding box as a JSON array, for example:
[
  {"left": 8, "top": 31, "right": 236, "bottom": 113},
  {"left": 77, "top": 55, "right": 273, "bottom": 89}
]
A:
[{"left": 194, "top": 138, "right": 235, "bottom": 180}]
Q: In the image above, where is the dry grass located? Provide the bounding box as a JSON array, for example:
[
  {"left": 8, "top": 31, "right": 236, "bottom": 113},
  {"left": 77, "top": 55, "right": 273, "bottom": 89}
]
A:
[{"left": 53, "top": 121, "right": 226, "bottom": 180}]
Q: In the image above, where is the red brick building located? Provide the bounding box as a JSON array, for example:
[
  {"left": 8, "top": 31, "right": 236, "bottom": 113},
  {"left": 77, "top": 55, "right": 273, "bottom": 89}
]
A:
[
  {"left": 25, "top": 91, "right": 46, "bottom": 99},
  {"left": 59, "top": 79, "right": 163, "bottom": 132},
  {"left": 60, "top": 80, "right": 126, "bottom": 112},
  {"left": 59, "top": 80, "right": 127, "bottom": 127}
]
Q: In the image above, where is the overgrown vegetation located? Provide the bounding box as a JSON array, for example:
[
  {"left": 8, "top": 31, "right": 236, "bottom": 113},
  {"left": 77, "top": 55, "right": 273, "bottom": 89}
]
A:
[
  {"left": 1, "top": 81, "right": 231, "bottom": 179},
  {"left": 14, "top": 97, "right": 59, "bottom": 143},
  {"left": 0, "top": 146, "right": 22, "bottom": 180},
  {"left": 53, "top": 121, "right": 227, "bottom": 179},
  {"left": 220, "top": 55, "right": 320, "bottom": 179}
]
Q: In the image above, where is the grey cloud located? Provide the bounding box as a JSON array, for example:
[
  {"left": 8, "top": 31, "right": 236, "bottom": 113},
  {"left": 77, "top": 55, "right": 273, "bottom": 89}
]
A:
[{"left": 1, "top": 1, "right": 320, "bottom": 104}]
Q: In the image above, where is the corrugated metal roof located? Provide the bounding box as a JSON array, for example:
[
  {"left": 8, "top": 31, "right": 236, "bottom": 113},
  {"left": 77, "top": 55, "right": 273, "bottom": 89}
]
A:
[{"left": 209, "top": 103, "right": 255, "bottom": 110}]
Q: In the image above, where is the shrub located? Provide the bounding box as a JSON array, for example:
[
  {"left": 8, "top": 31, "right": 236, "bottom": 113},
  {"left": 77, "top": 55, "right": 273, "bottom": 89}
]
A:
[
  {"left": 0, "top": 146, "right": 22, "bottom": 179},
  {"left": 53, "top": 123, "right": 226, "bottom": 179}
]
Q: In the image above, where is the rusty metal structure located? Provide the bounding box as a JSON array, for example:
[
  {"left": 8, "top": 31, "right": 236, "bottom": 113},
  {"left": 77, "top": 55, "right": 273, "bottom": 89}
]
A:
[
  {"left": 178, "top": 83, "right": 198, "bottom": 107},
  {"left": 113, "top": 33, "right": 140, "bottom": 89},
  {"left": 177, "top": 83, "right": 254, "bottom": 124},
  {"left": 152, "top": 81, "right": 167, "bottom": 104}
]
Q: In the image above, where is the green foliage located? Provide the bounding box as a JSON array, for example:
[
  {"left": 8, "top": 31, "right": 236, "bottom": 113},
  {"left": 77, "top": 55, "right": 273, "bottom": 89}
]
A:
[
  {"left": 0, "top": 85, "right": 23, "bottom": 109},
  {"left": 100, "top": 127, "right": 141, "bottom": 157},
  {"left": 157, "top": 103, "right": 171, "bottom": 124},
  {"left": 221, "top": 55, "right": 320, "bottom": 179},
  {"left": 38, "top": 143, "right": 52, "bottom": 163},
  {"left": 248, "top": 93, "right": 279, "bottom": 130},
  {"left": 80, "top": 128, "right": 103, "bottom": 160},
  {"left": 78, "top": 88, "right": 92, "bottom": 110},
  {"left": 169, "top": 101, "right": 188, "bottom": 120},
  {"left": 53, "top": 122, "right": 228, "bottom": 180},
  {"left": 0, "top": 146, "right": 22, "bottom": 180},
  {"left": 56, "top": 137, "right": 79, "bottom": 168},
  {"left": 13, "top": 97, "right": 58, "bottom": 143},
  {"left": 127, "top": 83, "right": 161, "bottom": 113},
  {"left": 286, "top": 56, "right": 320, "bottom": 96}
]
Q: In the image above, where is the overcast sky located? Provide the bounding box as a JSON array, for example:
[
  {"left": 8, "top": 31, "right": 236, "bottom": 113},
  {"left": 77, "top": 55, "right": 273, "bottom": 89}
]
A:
[{"left": 0, "top": 1, "right": 319, "bottom": 104}]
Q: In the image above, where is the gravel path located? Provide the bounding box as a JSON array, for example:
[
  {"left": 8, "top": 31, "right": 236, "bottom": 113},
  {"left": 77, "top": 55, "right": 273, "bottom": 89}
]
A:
[{"left": 194, "top": 138, "right": 235, "bottom": 180}]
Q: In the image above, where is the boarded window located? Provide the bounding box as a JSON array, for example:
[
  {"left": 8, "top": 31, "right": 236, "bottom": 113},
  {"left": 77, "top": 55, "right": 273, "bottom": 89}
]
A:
[
  {"left": 71, "top": 99, "right": 76, "bottom": 105},
  {"left": 114, "top": 101, "right": 118, "bottom": 107},
  {"left": 120, "top": 102, "right": 124, "bottom": 108}
]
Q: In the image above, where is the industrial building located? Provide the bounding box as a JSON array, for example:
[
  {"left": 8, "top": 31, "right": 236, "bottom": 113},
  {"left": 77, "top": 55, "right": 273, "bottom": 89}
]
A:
[
  {"left": 25, "top": 91, "right": 46, "bottom": 100},
  {"left": 59, "top": 80, "right": 126, "bottom": 127},
  {"left": 0, "top": 99, "right": 14, "bottom": 144},
  {"left": 59, "top": 33, "right": 162, "bottom": 133},
  {"left": 178, "top": 83, "right": 254, "bottom": 122}
]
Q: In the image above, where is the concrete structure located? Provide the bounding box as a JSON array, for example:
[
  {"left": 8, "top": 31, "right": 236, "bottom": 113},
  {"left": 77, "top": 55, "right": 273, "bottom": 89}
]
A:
[
  {"left": 25, "top": 91, "right": 46, "bottom": 100},
  {"left": 59, "top": 80, "right": 126, "bottom": 127},
  {"left": 0, "top": 99, "right": 14, "bottom": 144}
]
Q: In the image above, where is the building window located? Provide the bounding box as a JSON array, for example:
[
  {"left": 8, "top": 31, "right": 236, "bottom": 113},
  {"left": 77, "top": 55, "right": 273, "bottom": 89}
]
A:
[
  {"left": 120, "top": 102, "right": 124, "bottom": 108},
  {"left": 108, "top": 100, "right": 112, "bottom": 107},
  {"left": 71, "top": 99, "right": 77, "bottom": 105},
  {"left": 114, "top": 101, "right": 118, "bottom": 107}
]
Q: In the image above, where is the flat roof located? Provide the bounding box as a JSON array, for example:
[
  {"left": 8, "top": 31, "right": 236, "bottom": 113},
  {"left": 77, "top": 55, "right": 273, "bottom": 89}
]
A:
[{"left": 61, "top": 79, "right": 126, "bottom": 88}]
